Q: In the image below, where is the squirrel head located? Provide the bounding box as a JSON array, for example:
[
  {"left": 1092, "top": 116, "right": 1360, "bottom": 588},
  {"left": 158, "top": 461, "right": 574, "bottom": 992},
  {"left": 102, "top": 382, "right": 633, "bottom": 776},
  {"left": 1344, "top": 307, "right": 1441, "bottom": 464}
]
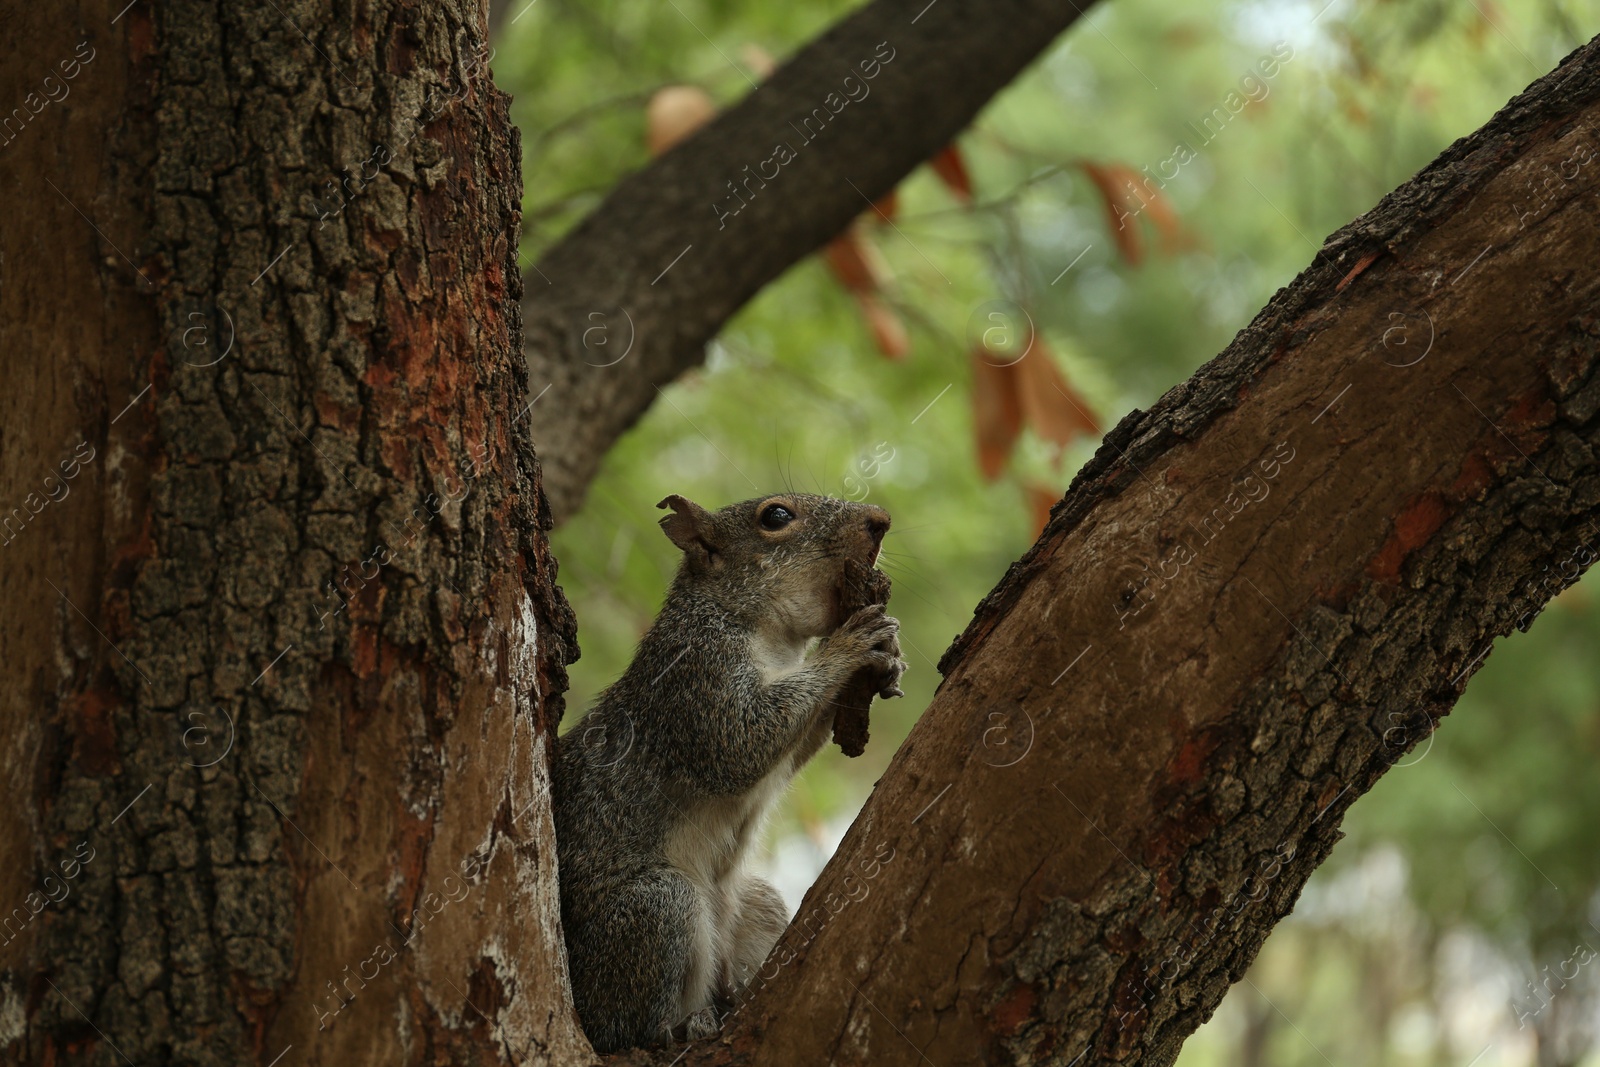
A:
[{"left": 657, "top": 492, "right": 890, "bottom": 638}]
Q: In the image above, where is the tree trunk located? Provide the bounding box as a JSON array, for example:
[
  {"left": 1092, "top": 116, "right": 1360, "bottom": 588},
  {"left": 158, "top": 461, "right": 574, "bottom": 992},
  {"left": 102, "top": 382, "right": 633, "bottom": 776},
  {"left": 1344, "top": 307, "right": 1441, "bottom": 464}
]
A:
[
  {"left": 608, "top": 32, "right": 1600, "bottom": 1067},
  {"left": 520, "top": 0, "right": 1102, "bottom": 522},
  {"left": 1, "top": 3, "right": 586, "bottom": 1064}
]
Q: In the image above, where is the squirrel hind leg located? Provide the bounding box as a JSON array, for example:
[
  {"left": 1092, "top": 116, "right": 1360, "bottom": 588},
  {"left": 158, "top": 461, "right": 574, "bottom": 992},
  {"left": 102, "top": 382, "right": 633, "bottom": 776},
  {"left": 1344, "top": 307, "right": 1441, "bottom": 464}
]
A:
[
  {"left": 721, "top": 877, "right": 789, "bottom": 1000},
  {"left": 568, "top": 870, "right": 699, "bottom": 1053}
]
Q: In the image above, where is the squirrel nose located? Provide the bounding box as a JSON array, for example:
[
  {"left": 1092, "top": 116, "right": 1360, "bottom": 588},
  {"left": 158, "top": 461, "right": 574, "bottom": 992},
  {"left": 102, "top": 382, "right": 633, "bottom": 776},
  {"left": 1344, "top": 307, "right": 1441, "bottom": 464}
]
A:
[{"left": 863, "top": 508, "right": 890, "bottom": 545}]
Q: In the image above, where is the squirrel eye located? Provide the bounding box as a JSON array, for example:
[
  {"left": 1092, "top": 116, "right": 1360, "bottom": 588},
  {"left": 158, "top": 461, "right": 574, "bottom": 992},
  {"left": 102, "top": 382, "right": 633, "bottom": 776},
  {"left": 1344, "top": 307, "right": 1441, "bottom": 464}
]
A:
[{"left": 759, "top": 504, "right": 795, "bottom": 531}]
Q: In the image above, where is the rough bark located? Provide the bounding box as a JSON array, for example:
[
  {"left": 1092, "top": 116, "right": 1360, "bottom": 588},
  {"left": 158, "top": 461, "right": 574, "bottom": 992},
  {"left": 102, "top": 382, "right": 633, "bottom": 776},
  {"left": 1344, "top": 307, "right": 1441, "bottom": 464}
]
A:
[
  {"left": 521, "top": 0, "right": 1101, "bottom": 522},
  {"left": 1, "top": 3, "right": 586, "bottom": 1065},
  {"left": 609, "top": 32, "right": 1600, "bottom": 1067}
]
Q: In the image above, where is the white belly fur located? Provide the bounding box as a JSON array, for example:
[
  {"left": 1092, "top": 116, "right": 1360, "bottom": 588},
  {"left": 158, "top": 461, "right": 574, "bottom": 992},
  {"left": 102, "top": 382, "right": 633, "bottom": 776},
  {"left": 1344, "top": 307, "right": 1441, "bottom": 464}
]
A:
[
  {"left": 663, "top": 755, "right": 798, "bottom": 1019},
  {"left": 665, "top": 626, "right": 819, "bottom": 1019}
]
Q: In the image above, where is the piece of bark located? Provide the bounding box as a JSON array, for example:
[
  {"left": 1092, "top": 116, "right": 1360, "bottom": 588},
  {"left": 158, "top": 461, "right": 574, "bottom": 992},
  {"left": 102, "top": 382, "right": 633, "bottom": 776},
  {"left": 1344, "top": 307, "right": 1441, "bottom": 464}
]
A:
[{"left": 833, "top": 561, "right": 892, "bottom": 757}]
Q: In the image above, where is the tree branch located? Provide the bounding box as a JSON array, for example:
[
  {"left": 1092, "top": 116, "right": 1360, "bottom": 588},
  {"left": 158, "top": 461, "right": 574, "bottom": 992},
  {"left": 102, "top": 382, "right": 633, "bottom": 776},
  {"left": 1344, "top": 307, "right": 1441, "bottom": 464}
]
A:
[
  {"left": 609, "top": 31, "right": 1600, "bottom": 1067},
  {"left": 521, "top": 0, "right": 1100, "bottom": 520}
]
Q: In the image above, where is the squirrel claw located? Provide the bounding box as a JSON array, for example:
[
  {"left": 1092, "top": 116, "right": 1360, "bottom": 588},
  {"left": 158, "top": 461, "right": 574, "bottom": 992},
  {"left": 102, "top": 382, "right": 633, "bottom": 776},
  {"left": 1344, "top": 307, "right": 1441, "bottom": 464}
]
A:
[{"left": 862, "top": 647, "right": 906, "bottom": 700}]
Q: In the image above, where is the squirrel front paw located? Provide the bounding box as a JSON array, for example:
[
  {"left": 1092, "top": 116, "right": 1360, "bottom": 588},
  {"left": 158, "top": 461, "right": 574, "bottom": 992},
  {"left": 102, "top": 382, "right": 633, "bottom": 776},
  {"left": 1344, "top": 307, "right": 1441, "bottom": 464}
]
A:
[{"left": 828, "top": 604, "right": 907, "bottom": 699}]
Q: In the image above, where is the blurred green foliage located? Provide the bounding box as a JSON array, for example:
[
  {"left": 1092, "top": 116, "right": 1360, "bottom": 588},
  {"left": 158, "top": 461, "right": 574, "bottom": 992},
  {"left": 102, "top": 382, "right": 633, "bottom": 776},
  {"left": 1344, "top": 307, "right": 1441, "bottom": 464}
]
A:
[{"left": 492, "top": 0, "right": 1600, "bottom": 1060}]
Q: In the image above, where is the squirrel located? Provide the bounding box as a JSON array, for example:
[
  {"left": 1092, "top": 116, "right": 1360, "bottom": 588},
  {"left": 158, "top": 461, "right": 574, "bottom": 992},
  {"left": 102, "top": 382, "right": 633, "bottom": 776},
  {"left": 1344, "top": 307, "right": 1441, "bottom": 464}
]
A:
[{"left": 552, "top": 492, "right": 905, "bottom": 1053}]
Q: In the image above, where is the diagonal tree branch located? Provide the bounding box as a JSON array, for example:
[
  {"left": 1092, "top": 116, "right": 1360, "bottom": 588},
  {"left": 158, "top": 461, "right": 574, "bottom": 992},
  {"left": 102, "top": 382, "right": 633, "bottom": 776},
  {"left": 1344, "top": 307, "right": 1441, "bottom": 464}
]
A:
[
  {"left": 607, "top": 31, "right": 1600, "bottom": 1067},
  {"left": 521, "top": 0, "right": 1100, "bottom": 521}
]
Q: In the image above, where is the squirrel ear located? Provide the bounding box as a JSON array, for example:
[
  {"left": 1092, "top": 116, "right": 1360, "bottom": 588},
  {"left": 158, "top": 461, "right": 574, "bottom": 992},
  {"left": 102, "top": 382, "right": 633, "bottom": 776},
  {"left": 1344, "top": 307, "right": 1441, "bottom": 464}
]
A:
[{"left": 657, "top": 495, "right": 719, "bottom": 571}]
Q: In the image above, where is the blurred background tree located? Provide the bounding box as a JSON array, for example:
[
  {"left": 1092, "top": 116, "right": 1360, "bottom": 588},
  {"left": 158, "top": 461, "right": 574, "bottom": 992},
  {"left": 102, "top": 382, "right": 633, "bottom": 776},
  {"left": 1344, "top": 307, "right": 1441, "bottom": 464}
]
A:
[{"left": 491, "top": 0, "right": 1599, "bottom": 1061}]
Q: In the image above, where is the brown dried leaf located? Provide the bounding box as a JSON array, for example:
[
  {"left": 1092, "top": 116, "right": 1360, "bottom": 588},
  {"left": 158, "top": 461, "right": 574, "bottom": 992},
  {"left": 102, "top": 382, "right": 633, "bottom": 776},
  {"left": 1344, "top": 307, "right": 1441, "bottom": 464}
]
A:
[
  {"left": 741, "top": 43, "right": 777, "bottom": 79},
  {"left": 1015, "top": 338, "right": 1100, "bottom": 456},
  {"left": 1023, "top": 482, "right": 1061, "bottom": 539},
  {"left": 972, "top": 347, "right": 1023, "bottom": 480},
  {"left": 646, "top": 86, "right": 715, "bottom": 156},
  {"left": 1107, "top": 163, "right": 1192, "bottom": 255},
  {"left": 1079, "top": 161, "right": 1143, "bottom": 265},
  {"left": 823, "top": 229, "right": 889, "bottom": 294},
  {"left": 930, "top": 143, "right": 974, "bottom": 203},
  {"left": 856, "top": 292, "right": 909, "bottom": 360},
  {"left": 870, "top": 188, "right": 899, "bottom": 222}
]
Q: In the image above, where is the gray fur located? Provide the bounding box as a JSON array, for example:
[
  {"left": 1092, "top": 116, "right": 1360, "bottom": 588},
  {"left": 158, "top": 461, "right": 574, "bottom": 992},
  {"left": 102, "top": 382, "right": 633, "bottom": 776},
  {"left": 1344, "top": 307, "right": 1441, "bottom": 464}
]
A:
[{"left": 553, "top": 492, "right": 905, "bottom": 1053}]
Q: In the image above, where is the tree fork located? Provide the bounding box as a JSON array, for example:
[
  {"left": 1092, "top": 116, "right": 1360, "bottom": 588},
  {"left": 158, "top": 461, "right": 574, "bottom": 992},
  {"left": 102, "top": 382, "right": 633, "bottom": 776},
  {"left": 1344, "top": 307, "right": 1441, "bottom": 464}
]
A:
[
  {"left": 610, "top": 32, "right": 1600, "bottom": 1067},
  {"left": 2, "top": 2, "right": 585, "bottom": 1064}
]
